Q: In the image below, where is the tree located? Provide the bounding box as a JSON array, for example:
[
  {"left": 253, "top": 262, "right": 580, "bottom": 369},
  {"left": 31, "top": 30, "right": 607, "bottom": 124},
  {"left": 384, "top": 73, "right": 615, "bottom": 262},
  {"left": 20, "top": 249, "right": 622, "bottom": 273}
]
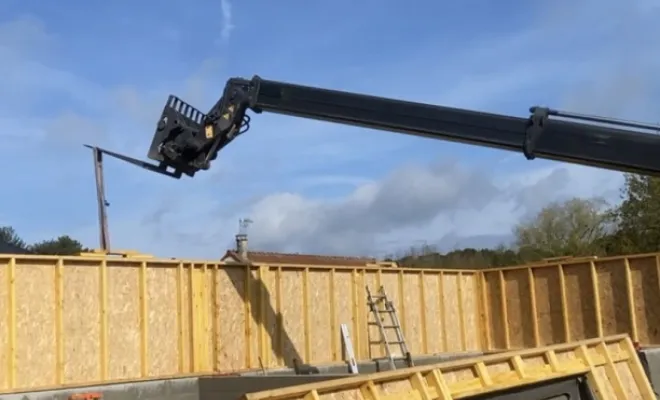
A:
[
  {"left": 396, "top": 245, "right": 524, "bottom": 269},
  {"left": 608, "top": 174, "right": 660, "bottom": 254},
  {"left": 0, "top": 226, "right": 28, "bottom": 250},
  {"left": 513, "top": 197, "right": 609, "bottom": 259},
  {"left": 29, "top": 235, "right": 86, "bottom": 255}
]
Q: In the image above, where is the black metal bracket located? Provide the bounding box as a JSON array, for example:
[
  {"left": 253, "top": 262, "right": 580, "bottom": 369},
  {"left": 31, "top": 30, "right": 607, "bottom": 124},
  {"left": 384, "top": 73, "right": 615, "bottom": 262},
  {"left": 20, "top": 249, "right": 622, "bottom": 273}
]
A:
[
  {"left": 84, "top": 145, "right": 182, "bottom": 179},
  {"left": 143, "top": 76, "right": 262, "bottom": 177},
  {"left": 524, "top": 106, "right": 549, "bottom": 160},
  {"left": 201, "top": 76, "right": 259, "bottom": 165}
]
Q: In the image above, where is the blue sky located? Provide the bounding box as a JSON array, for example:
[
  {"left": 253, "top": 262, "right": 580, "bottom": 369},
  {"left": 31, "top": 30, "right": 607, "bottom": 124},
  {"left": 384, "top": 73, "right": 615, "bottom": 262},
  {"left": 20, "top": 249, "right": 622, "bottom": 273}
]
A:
[{"left": 0, "top": 0, "right": 657, "bottom": 258}]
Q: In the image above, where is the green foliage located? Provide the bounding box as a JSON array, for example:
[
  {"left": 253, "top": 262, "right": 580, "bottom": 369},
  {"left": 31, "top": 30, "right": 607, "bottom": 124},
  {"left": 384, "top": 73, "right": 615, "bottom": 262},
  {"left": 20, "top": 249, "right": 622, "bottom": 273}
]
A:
[
  {"left": 0, "top": 226, "right": 28, "bottom": 250},
  {"left": 398, "top": 197, "right": 617, "bottom": 269},
  {"left": 513, "top": 197, "right": 610, "bottom": 259},
  {"left": 397, "top": 244, "right": 525, "bottom": 269},
  {"left": 608, "top": 174, "right": 660, "bottom": 254},
  {"left": 0, "top": 226, "right": 86, "bottom": 255},
  {"left": 30, "top": 235, "right": 87, "bottom": 255}
]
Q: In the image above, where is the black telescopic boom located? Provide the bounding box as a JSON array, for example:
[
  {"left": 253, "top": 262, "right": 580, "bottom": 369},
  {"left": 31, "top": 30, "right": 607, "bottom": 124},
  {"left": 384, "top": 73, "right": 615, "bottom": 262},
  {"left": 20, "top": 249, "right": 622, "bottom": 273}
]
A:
[{"left": 136, "top": 75, "right": 660, "bottom": 178}]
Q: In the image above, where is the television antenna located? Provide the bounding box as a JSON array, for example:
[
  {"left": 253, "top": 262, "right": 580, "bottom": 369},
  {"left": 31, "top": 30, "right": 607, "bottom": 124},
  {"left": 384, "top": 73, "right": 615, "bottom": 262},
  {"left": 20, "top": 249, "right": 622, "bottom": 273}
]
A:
[{"left": 239, "top": 218, "right": 253, "bottom": 236}]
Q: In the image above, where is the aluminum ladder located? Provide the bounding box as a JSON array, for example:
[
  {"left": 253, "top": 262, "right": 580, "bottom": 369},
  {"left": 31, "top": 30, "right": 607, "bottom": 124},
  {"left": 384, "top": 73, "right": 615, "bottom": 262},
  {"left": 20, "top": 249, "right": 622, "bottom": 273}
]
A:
[{"left": 366, "top": 285, "right": 413, "bottom": 370}]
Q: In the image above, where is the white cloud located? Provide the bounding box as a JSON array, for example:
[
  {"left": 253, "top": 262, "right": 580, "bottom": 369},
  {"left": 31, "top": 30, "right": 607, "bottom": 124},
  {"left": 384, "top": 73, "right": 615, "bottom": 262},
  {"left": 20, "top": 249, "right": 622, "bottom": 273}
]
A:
[
  {"left": 74, "top": 158, "right": 623, "bottom": 259},
  {"left": 219, "top": 0, "right": 234, "bottom": 42},
  {"left": 251, "top": 163, "right": 621, "bottom": 252}
]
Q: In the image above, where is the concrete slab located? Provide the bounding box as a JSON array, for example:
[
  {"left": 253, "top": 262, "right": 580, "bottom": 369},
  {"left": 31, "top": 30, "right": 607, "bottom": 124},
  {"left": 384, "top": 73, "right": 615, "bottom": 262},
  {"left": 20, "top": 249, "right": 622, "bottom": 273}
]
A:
[
  {"left": 239, "top": 351, "right": 484, "bottom": 376},
  {"left": 0, "top": 377, "right": 200, "bottom": 400},
  {"left": 0, "top": 376, "right": 349, "bottom": 400},
  {"left": 639, "top": 348, "right": 660, "bottom": 399},
  {"left": 199, "top": 376, "right": 349, "bottom": 400},
  {"left": 0, "top": 351, "right": 483, "bottom": 400}
]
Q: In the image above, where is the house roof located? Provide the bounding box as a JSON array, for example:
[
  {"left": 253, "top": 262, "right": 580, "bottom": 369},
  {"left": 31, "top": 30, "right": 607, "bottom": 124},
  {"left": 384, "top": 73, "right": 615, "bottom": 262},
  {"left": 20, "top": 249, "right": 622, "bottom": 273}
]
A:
[{"left": 222, "top": 250, "right": 376, "bottom": 267}]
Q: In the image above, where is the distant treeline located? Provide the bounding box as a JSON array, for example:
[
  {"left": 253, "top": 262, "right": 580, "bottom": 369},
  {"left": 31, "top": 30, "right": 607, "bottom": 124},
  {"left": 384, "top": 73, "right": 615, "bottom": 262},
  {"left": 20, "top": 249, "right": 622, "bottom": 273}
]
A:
[
  {"left": 0, "top": 227, "right": 87, "bottom": 255},
  {"left": 391, "top": 174, "right": 660, "bottom": 269}
]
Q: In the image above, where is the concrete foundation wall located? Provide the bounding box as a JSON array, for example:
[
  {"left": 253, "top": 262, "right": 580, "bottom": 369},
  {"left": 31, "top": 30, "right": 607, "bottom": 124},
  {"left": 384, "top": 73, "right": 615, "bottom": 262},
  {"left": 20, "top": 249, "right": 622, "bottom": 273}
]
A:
[
  {"left": 0, "top": 376, "right": 348, "bottom": 400},
  {"left": 638, "top": 348, "right": 660, "bottom": 399},
  {"left": 0, "top": 352, "right": 482, "bottom": 400},
  {"left": 238, "top": 351, "right": 484, "bottom": 376},
  {"left": 0, "top": 377, "right": 200, "bottom": 400},
  {"left": 198, "top": 376, "right": 347, "bottom": 400}
]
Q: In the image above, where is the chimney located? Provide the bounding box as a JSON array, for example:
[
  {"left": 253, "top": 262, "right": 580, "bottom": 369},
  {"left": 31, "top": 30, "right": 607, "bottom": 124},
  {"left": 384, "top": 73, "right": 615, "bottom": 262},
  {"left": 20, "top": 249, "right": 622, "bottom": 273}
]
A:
[
  {"left": 236, "top": 218, "right": 252, "bottom": 262},
  {"left": 235, "top": 233, "right": 248, "bottom": 261}
]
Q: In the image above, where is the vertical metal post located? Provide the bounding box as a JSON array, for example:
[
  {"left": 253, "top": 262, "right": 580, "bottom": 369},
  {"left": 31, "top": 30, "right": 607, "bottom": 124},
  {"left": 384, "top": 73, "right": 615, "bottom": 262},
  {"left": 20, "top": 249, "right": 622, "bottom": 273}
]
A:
[{"left": 92, "top": 147, "right": 110, "bottom": 251}]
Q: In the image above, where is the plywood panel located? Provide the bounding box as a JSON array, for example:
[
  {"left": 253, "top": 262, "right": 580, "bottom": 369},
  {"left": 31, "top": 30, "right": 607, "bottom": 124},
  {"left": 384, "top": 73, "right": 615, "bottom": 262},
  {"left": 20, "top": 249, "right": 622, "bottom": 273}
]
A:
[
  {"left": 5, "top": 250, "right": 659, "bottom": 395},
  {"left": 62, "top": 264, "right": 100, "bottom": 384},
  {"left": 442, "top": 272, "right": 462, "bottom": 352},
  {"left": 264, "top": 266, "right": 281, "bottom": 368},
  {"left": 216, "top": 265, "right": 247, "bottom": 371},
  {"left": 503, "top": 268, "right": 534, "bottom": 349},
  {"left": 0, "top": 264, "right": 7, "bottom": 390},
  {"left": 482, "top": 253, "right": 660, "bottom": 350},
  {"left": 626, "top": 256, "right": 660, "bottom": 344},
  {"left": 248, "top": 267, "right": 260, "bottom": 369},
  {"left": 333, "top": 270, "right": 354, "bottom": 361},
  {"left": 482, "top": 271, "right": 505, "bottom": 350},
  {"left": 0, "top": 254, "right": 485, "bottom": 393},
  {"left": 308, "top": 270, "right": 332, "bottom": 363},
  {"left": 534, "top": 266, "right": 565, "bottom": 345},
  {"left": 242, "top": 335, "right": 655, "bottom": 400},
  {"left": 422, "top": 272, "right": 441, "bottom": 354},
  {"left": 147, "top": 266, "right": 179, "bottom": 376},
  {"left": 354, "top": 269, "right": 367, "bottom": 360},
  {"left": 280, "top": 269, "right": 306, "bottom": 366},
  {"left": 106, "top": 265, "right": 140, "bottom": 380},
  {"left": 14, "top": 262, "right": 56, "bottom": 388},
  {"left": 596, "top": 260, "right": 632, "bottom": 337},
  {"left": 402, "top": 272, "right": 423, "bottom": 355},
  {"left": 461, "top": 273, "right": 479, "bottom": 351},
  {"left": 179, "top": 263, "right": 192, "bottom": 373}
]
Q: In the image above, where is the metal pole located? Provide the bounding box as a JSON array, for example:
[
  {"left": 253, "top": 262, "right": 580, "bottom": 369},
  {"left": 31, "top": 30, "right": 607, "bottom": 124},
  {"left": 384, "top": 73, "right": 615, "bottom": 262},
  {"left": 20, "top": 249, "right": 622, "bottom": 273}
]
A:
[{"left": 92, "top": 147, "right": 110, "bottom": 251}]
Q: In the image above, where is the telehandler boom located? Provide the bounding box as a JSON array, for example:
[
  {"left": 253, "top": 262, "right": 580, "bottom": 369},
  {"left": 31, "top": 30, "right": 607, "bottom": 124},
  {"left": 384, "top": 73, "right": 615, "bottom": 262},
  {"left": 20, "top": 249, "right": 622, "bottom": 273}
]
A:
[{"left": 91, "top": 75, "right": 660, "bottom": 178}]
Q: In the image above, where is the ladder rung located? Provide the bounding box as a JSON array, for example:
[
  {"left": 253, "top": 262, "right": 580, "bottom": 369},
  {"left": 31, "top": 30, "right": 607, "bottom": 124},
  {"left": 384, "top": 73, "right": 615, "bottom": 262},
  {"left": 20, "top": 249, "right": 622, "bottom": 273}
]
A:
[
  {"left": 367, "top": 301, "right": 392, "bottom": 307},
  {"left": 369, "top": 308, "right": 395, "bottom": 313},
  {"left": 374, "top": 356, "right": 409, "bottom": 361},
  {"left": 367, "top": 323, "right": 399, "bottom": 329},
  {"left": 369, "top": 340, "right": 405, "bottom": 345}
]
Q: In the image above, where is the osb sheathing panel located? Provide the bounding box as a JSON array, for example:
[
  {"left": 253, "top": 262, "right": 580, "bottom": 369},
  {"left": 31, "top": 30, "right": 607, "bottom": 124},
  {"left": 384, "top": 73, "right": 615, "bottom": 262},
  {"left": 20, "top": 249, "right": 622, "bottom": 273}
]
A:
[
  {"left": 240, "top": 267, "right": 478, "bottom": 368},
  {"left": 242, "top": 335, "right": 655, "bottom": 400},
  {"left": 0, "top": 266, "right": 7, "bottom": 389},
  {"left": 362, "top": 270, "right": 480, "bottom": 358},
  {"left": 0, "top": 257, "right": 195, "bottom": 391},
  {"left": 481, "top": 253, "right": 660, "bottom": 351},
  {"left": 217, "top": 265, "right": 246, "bottom": 370},
  {"left": 308, "top": 270, "right": 332, "bottom": 363},
  {"left": 0, "top": 255, "right": 479, "bottom": 392}
]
